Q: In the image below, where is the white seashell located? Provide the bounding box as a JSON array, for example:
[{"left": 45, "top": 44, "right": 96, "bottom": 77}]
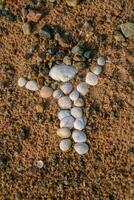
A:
[
  {"left": 85, "top": 72, "right": 98, "bottom": 86},
  {"left": 40, "top": 86, "right": 53, "bottom": 98},
  {"left": 57, "top": 128, "right": 71, "bottom": 138},
  {"left": 72, "top": 130, "right": 87, "bottom": 143},
  {"left": 69, "top": 90, "right": 79, "bottom": 101},
  {"left": 60, "top": 82, "right": 73, "bottom": 94},
  {"left": 35, "top": 160, "right": 44, "bottom": 168},
  {"left": 53, "top": 89, "right": 63, "bottom": 99},
  {"left": 77, "top": 82, "right": 89, "bottom": 96},
  {"left": 71, "top": 107, "right": 83, "bottom": 118},
  {"left": 91, "top": 65, "right": 102, "bottom": 75},
  {"left": 74, "top": 118, "right": 85, "bottom": 130},
  {"left": 58, "top": 110, "right": 71, "bottom": 120},
  {"left": 18, "top": 77, "right": 27, "bottom": 87},
  {"left": 97, "top": 56, "right": 106, "bottom": 66},
  {"left": 49, "top": 64, "right": 77, "bottom": 82},
  {"left": 59, "top": 139, "right": 72, "bottom": 152},
  {"left": 74, "top": 98, "right": 84, "bottom": 107},
  {"left": 25, "top": 80, "right": 38, "bottom": 91},
  {"left": 74, "top": 143, "right": 89, "bottom": 155},
  {"left": 58, "top": 96, "right": 72, "bottom": 109},
  {"left": 60, "top": 116, "right": 75, "bottom": 129}
]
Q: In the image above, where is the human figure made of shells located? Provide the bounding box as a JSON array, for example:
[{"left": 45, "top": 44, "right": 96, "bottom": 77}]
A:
[{"left": 18, "top": 56, "right": 106, "bottom": 155}]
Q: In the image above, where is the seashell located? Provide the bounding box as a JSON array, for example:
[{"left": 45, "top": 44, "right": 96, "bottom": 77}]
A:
[
  {"left": 97, "top": 56, "right": 106, "bottom": 66},
  {"left": 60, "top": 82, "right": 73, "bottom": 94},
  {"left": 58, "top": 96, "right": 72, "bottom": 109},
  {"left": 25, "top": 80, "right": 38, "bottom": 91},
  {"left": 57, "top": 128, "right": 71, "bottom": 138},
  {"left": 77, "top": 82, "right": 89, "bottom": 96},
  {"left": 72, "top": 130, "right": 87, "bottom": 143},
  {"left": 74, "top": 143, "right": 89, "bottom": 155},
  {"left": 85, "top": 72, "right": 98, "bottom": 86},
  {"left": 71, "top": 107, "right": 83, "bottom": 118},
  {"left": 74, "top": 98, "right": 84, "bottom": 107},
  {"left": 91, "top": 65, "right": 102, "bottom": 75},
  {"left": 74, "top": 118, "right": 85, "bottom": 130},
  {"left": 40, "top": 86, "right": 53, "bottom": 98},
  {"left": 60, "top": 116, "right": 75, "bottom": 129},
  {"left": 59, "top": 139, "right": 72, "bottom": 152},
  {"left": 53, "top": 89, "right": 63, "bottom": 99},
  {"left": 18, "top": 77, "right": 27, "bottom": 87},
  {"left": 35, "top": 160, "right": 44, "bottom": 168},
  {"left": 69, "top": 90, "right": 79, "bottom": 101},
  {"left": 49, "top": 64, "right": 77, "bottom": 82},
  {"left": 58, "top": 110, "right": 71, "bottom": 120}
]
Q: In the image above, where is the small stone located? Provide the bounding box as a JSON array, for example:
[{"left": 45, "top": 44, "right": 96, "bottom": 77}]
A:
[
  {"left": 60, "top": 82, "right": 73, "bottom": 95},
  {"left": 59, "top": 139, "right": 72, "bottom": 152},
  {"left": 69, "top": 90, "right": 79, "bottom": 101},
  {"left": 114, "top": 31, "right": 125, "bottom": 42},
  {"left": 53, "top": 89, "right": 63, "bottom": 99},
  {"left": 57, "top": 128, "right": 71, "bottom": 138},
  {"left": 74, "top": 118, "right": 85, "bottom": 130},
  {"left": 83, "top": 20, "right": 94, "bottom": 31},
  {"left": 19, "top": 129, "right": 29, "bottom": 140},
  {"left": 86, "top": 72, "right": 98, "bottom": 86},
  {"left": 22, "top": 23, "right": 31, "bottom": 35},
  {"left": 17, "top": 77, "right": 27, "bottom": 87},
  {"left": 84, "top": 51, "right": 92, "bottom": 59},
  {"left": 97, "top": 56, "right": 106, "bottom": 66},
  {"left": 66, "top": 0, "right": 80, "bottom": 7},
  {"left": 49, "top": 64, "right": 77, "bottom": 82},
  {"left": 60, "top": 116, "right": 75, "bottom": 129},
  {"left": 74, "top": 98, "right": 84, "bottom": 107},
  {"left": 72, "top": 130, "right": 87, "bottom": 143},
  {"left": 91, "top": 65, "right": 102, "bottom": 75},
  {"left": 58, "top": 96, "right": 72, "bottom": 109},
  {"left": 63, "top": 56, "right": 72, "bottom": 65},
  {"left": 26, "top": 10, "right": 42, "bottom": 23},
  {"left": 72, "top": 45, "right": 83, "bottom": 55},
  {"left": 58, "top": 110, "right": 71, "bottom": 120},
  {"left": 120, "top": 22, "right": 134, "bottom": 38},
  {"left": 40, "top": 86, "right": 53, "bottom": 98},
  {"left": 36, "top": 104, "right": 44, "bottom": 113},
  {"left": 25, "top": 80, "right": 38, "bottom": 91},
  {"left": 74, "top": 143, "right": 89, "bottom": 155},
  {"left": 55, "top": 33, "right": 69, "bottom": 48},
  {"left": 71, "top": 107, "right": 83, "bottom": 118},
  {"left": 77, "top": 82, "right": 89, "bottom": 96},
  {"left": 39, "top": 25, "right": 51, "bottom": 39},
  {"left": 36, "top": 160, "right": 44, "bottom": 168}
]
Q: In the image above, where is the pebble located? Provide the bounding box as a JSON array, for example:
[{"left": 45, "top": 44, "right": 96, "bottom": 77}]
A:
[
  {"left": 85, "top": 72, "right": 98, "bottom": 86},
  {"left": 69, "top": 90, "right": 79, "bottom": 101},
  {"left": 60, "top": 82, "right": 73, "bottom": 95},
  {"left": 71, "top": 107, "right": 83, "bottom": 118},
  {"left": 59, "top": 139, "right": 72, "bottom": 152},
  {"left": 74, "top": 118, "right": 85, "bottom": 130},
  {"left": 97, "top": 56, "right": 106, "bottom": 66},
  {"left": 36, "top": 160, "right": 44, "bottom": 169},
  {"left": 72, "top": 130, "right": 87, "bottom": 143},
  {"left": 120, "top": 22, "right": 134, "bottom": 38},
  {"left": 74, "top": 98, "right": 84, "bottom": 107},
  {"left": 74, "top": 143, "right": 89, "bottom": 155},
  {"left": 40, "top": 86, "right": 53, "bottom": 98},
  {"left": 84, "top": 51, "right": 92, "bottom": 59},
  {"left": 25, "top": 80, "right": 38, "bottom": 91},
  {"left": 36, "top": 104, "right": 44, "bottom": 113},
  {"left": 63, "top": 56, "right": 71, "bottom": 65},
  {"left": 60, "top": 116, "right": 74, "bottom": 129},
  {"left": 17, "top": 77, "right": 27, "bottom": 87},
  {"left": 57, "top": 128, "right": 71, "bottom": 138},
  {"left": 58, "top": 110, "right": 71, "bottom": 120},
  {"left": 58, "top": 96, "right": 72, "bottom": 109},
  {"left": 53, "top": 89, "right": 63, "bottom": 99},
  {"left": 91, "top": 65, "right": 102, "bottom": 75},
  {"left": 66, "top": 0, "right": 80, "bottom": 7},
  {"left": 77, "top": 82, "right": 89, "bottom": 96},
  {"left": 72, "top": 45, "right": 83, "bottom": 55},
  {"left": 26, "top": 10, "right": 42, "bottom": 23},
  {"left": 22, "top": 23, "right": 31, "bottom": 35},
  {"left": 49, "top": 64, "right": 77, "bottom": 82}
]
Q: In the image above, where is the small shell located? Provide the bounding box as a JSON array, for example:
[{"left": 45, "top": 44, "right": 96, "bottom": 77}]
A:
[
  {"left": 57, "top": 128, "right": 71, "bottom": 138},
  {"left": 74, "top": 118, "right": 85, "bottom": 130},
  {"left": 85, "top": 72, "right": 98, "bottom": 86},
  {"left": 71, "top": 107, "right": 83, "bottom": 118},
  {"left": 91, "top": 65, "right": 102, "bottom": 75},
  {"left": 74, "top": 143, "right": 89, "bottom": 155},
  {"left": 58, "top": 110, "right": 71, "bottom": 120},
  {"left": 59, "top": 139, "right": 72, "bottom": 152},
  {"left": 77, "top": 82, "right": 89, "bottom": 96},
  {"left": 60, "top": 116, "right": 75, "bottom": 129},
  {"left": 35, "top": 160, "right": 44, "bottom": 168},
  {"left": 58, "top": 96, "right": 72, "bottom": 109},
  {"left": 72, "top": 130, "right": 87, "bottom": 143},
  {"left": 74, "top": 98, "right": 84, "bottom": 107},
  {"left": 53, "top": 89, "right": 63, "bottom": 99},
  {"left": 18, "top": 77, "right": 27, "bottom": 87},
  {"left": 69, "top": 90, "right": 79, "bottom": 101},
  {"left": 40, "top": 86, "right": 53, "bottom": 98},
  {"left": 97, "top": 56, "right": 106, "bottom": 66},
  {"left": 60, "top": 82, "right": 73, "bottom": 95},
  {"left": 25, "top": 80, "right": 38, "bottom": 91}
]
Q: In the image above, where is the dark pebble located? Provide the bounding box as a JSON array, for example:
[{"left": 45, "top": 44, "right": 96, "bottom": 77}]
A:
[
  {"left": 39, "top": 25, "right": 52, "bottom": 39},
  {"left": 99, "top": 34, "right": 108, "bottom": 42},
  {"left": 83, "top": 51, "right": 92, "bottom": 59},
  {"left": 0, "top": 156, "right": 9, "bottom": 165},
  {"left": 19, "top": 129, "right": 29, "bottom": 140},
  {"left": 108, "top": 194, "right": 115, "bottom": 200}
]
